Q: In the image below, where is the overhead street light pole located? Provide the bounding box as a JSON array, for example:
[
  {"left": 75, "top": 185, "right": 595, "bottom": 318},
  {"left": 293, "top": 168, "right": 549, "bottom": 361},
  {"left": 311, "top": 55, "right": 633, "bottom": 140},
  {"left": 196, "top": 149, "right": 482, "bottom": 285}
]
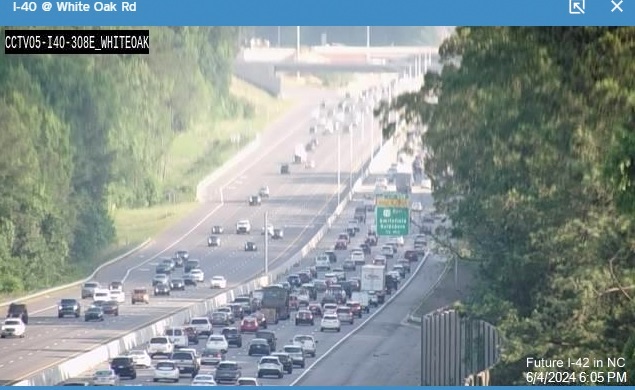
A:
[
  {"left": 349, "top": 129, "right": 353, "bottom": 196},
  {"left": 264, "top": 211, "right": 269, "bottom": 276},
  {"left": 337, "top": 131, "right": 341, "bottom": 205},
  {"left": 366, "top": 26, "right": 370, "bottom": 61}
]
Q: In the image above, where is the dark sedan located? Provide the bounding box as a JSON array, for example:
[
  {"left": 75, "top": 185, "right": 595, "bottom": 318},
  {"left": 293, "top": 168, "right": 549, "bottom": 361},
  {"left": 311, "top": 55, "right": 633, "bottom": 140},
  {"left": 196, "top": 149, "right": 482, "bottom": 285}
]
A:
[
  {"left": 211, "top": 225, "right": 224, "bottom": 234},
  {"left": 154, "top": 283, "right": 170, "bottom": 296},
  {"left": 271, "top": 352, "right": 293, "bottom": 374},
  {"left": 183, "top": 274, "right": 197, "bottom": 286},
  {"left": 295, "top": 310, "right": 314, "bottom": 326},
  {"left": 84, "top": 307, "right": 104, "bottom": 322},
  {"left": 248, "top": 339, "right": 271, "bottom": 356},
  {"left": 102, "top": 300, "right": 119, "bottom": 316},
  {"left": 244, "top": 242, "right": 257, "bottom": 252},
  {"left": 208, "top": 235, "right": 221, "bottom": 247},
  {"left": 169, "top": 278, "right": 185, "bottom": 291}
]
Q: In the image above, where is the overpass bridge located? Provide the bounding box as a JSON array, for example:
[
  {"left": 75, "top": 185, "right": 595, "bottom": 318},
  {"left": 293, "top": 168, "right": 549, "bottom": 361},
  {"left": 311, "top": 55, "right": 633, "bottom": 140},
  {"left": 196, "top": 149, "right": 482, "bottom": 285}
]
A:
[{"left": 233, "top": 45, "right": 439, "bottom": 96}]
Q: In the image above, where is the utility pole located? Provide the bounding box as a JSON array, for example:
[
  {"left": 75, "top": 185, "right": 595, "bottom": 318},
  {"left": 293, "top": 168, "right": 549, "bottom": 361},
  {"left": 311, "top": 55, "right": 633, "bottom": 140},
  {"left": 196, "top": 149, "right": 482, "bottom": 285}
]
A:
[
  {"left": 349, "top": 129, "right": 353, "bottom": 195},
  {"left": 296, "top": 26, "right": 301, "bottom": 79},
  {"left": 337, "top": 131, "right": 341, "bottom": 205},
  {"left": 264, "top": 211, "right": 269, "bottom": 275},
  {"left": 277, "top": 26, "right": 281, "bottom": 47},
  {"left": 366, "top": 26, "right": 370, "bottom": 61}
]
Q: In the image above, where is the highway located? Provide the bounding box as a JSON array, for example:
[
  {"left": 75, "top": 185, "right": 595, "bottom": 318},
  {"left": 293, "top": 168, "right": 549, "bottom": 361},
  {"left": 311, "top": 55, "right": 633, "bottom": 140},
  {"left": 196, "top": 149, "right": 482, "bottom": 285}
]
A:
[
  {"left": 0, "top": 82, "right": 385, "bottom": 384},
  {"left": 63, "top": 171, "right": 443, "bottom": 386}
]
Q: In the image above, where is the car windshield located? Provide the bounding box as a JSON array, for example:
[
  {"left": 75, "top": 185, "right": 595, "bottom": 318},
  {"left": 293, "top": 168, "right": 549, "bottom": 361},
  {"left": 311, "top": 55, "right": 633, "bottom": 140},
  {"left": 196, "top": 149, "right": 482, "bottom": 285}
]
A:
[
  {"left": 213, "top": 277, "right": 223, "bottom": 281},
  {"left": 295, "top": 336, "right": 312, "bottom": 342},
  {"left": 191, "top": 319, "right": 208, "bottom": 325},
  {"left": 156, "top": 362, "right": 175, "bottom": 370},
  {"left": 150, "top": 337, "right": 167, "bottom": 344},
  {"left": 261, "top": 358, "right": 278, "bottom": 364},
  {"left": 165, "top": 329, "right": 182, "bottom": 336},
  {"left": 61, "top": 299, "right": 76, "bottom": 304},
  {"left": 128, "top": 351, "right": 145, "bottom": 356},
  {"left": 284, "top": 346, "right": 302, "bottom": 353},
  {"left": 217, "top": 363, "right": 236, "bottom": 370},
  {"left": 195, "top": 375, "right": 214, "bottom": 381},
  {"left": 111, "top": 358, "right": 129, "bottom": 365},
  {"left": 95, "top": 370, "right": 112, "bottom": 376},
  {"left": 238, "top": 379, "right": 256, "bottom": 385},
  {"left": 171, "top": 352, "right": 192, "bottom": 360},
  {"left": 209, "top": 336, "right": 224, "bottom": 341},
  {"left": 4, "top": 320, "right": 20, "bottom": 325},
  {"left": 84, "top": 283, "right": 98, "bottom": 288}
]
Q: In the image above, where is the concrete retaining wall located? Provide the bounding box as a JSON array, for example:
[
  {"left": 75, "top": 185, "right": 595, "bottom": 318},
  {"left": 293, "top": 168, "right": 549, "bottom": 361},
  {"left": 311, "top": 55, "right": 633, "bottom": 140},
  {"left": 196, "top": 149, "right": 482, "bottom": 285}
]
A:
[
  {"left": 233, "top": 61, "right": 282, "bottom": 97},
  {"left": 13, "top": 135, "right": 392, "bottom": 387}
]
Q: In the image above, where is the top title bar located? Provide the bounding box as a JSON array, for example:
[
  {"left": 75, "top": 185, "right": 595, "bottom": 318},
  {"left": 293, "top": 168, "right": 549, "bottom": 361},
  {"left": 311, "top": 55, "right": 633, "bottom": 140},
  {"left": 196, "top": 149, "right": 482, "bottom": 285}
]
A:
[{"left": 0, "top": 0, "right": 633, "bottom": 26}]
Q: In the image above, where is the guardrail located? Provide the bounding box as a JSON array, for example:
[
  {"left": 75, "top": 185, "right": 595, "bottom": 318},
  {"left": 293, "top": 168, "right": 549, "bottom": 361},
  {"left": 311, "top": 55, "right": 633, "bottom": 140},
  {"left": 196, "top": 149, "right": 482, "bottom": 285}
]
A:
[
  {"left": 12, "top": 136, "right": 393, "bottom": 387},
  {"left": 0, "top": 239, "right": 152, "bottom": 310}
]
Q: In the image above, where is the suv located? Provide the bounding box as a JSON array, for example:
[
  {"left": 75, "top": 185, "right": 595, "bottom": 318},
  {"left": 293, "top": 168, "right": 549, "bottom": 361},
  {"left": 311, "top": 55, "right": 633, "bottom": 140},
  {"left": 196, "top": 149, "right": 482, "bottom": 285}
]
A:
[
  {"left": 221, "top": 327, "right": 243, "bottom": 348},
  {"left": 7, "top": 303, "right": 28, "bottom": 325},
  {"left": 280, "top": 164, "right": 290, "bottom": 174},
  {"left": 131, "top": 288, "right": 150, "bottom": 304},
  {"left": 236, "top": 220, "right": 251, "bottom": 234},
  {"left": 170, "top": 350, "right": 200, "bottom": 377},
  {"left": 148, "top": 336, "right": 174, "bottom": 358},
  {"left": 58, "top": 299, "right": 81, "bottom": 318},
  {"left": 215, "top": 361, "right": 241, "bottom": 384},
  {"left": 248, "top": 195, "right": 262, "bottom": 206},
  {"left": 81, "top": 282, "right": 100, "bottom": 299},
  {"left": 254, "top": 330, "right": 277, "bottom": 351},
  {"left": 110, "top": 356, "right": 137, "bottom": 379}
]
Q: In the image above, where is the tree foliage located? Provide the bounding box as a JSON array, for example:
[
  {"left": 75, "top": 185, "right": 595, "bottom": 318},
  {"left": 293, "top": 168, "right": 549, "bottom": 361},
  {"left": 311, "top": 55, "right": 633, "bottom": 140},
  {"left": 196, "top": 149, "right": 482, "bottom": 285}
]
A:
[
  {"left": 387, "top": 27, "right": 635, "bottom": 384},
  {"left": 0, "top": 27, "right": 244, "bottom": 292}
]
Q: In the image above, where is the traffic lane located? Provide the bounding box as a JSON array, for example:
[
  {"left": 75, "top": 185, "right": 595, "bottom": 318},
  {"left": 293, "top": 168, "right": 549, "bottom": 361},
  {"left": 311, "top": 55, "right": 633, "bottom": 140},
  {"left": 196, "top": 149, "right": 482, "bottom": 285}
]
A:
[
  {"left": 121, "top": 102, "right": 373, "bottom": 284},
  {"left": 3, "top": 107, "right": 379, "bottom": 379},
  {"left": 293, "top": 255, "right": 446, "bottom": 386},
  {"left": 125, "top": 123, "right": 361, "bottom": 290},
  {"left": 0, "top": 131, "right": 341, "bottom": 375},
  {"left": 61, "top": 170, "right": 410, "bottom": 386},
  {"left": 0, "top": 90, "right": 332, "bottom": 316}
]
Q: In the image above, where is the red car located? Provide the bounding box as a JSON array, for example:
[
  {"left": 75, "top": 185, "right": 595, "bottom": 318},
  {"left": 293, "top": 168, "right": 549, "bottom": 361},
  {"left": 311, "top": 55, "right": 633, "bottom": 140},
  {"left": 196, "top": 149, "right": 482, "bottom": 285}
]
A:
[
  {"left": 307, "top": 303, "right": 322, "bottom": 317},
  {"left": 346, "top": 301, "right": 363, "bottom": 318},
  {"left": 240, "top": 317, "right": 259, "bottom": 333}
]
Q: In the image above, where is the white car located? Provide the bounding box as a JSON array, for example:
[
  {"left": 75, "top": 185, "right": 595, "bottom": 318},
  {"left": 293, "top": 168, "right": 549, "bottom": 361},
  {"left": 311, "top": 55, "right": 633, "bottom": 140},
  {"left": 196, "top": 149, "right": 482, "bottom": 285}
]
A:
[
  {"left": 350, "top": 250, "right": 365, "bottom": 265},
  {"left": 1, "top": 318, "right": 25, "bottom": 338},
  {"left": 206, "top": 335, "right": 228, "bottom": 352},
  {"left": 148, "top": 336, "right": 174, "bottom": 358},
  {"left": 110, "top": 290, "right": 125, "bottom": 303},
  {"left": 153, "top": 360, "right": 180, "bottom": 383},
  {"left": 192, "top": 374, "right": 217, "bottom": 386},
  {"left": 320, "top": 314, "right": 341, "bottom": 332},
  {"left": 305, "top": 160, "right": 316, "bottom": 169},
  {"left": 210, "top": 276, "right": 227, "bottom": 289},
  {"left": 322, "top": 303, "right": 338, "bottom": 315},
  {"left": 237, "top": 377, "right": 260, "bottom": 386},
  {"left": 190, "top": 317, "right": 213, "bottom": 336},
  {"left": 93, "top": 369, "right": 119, "bottom": 386},
  {"left": 292, "top": 335, "right": 317, "bottom": 357},
  {"left": 190, "top": 269, "right": 205, "bottom": 282},
  {"left": 257, "top": 356, "right": 284, "bottom": 379},
  {"left": 236, "top": 220, "right": 251, "bottom": 234},
  {"left": 126, "top": 350, "right": 152, "bottom": 368},
  {"left": 389, "top": 236, "right": 405, "bottom": 246},
  {"left": 411, "top": 201, "right": 423, "bottom": 212},
  {"left": 381, "top": 245, "right": 395, "bottom": 258},
  {"left": 93, "top": 289, "right": 111, "bottom": 303}
]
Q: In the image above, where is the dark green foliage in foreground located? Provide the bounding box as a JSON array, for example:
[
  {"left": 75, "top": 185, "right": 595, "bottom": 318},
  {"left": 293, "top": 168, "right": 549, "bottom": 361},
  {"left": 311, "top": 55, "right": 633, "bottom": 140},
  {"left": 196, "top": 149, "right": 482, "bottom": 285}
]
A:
[
  {"left": 386, "top": 27, "right": 635, "bottom": 384},
  {"left": 0, "top": 27, "right": 245, "bottom": 293}
]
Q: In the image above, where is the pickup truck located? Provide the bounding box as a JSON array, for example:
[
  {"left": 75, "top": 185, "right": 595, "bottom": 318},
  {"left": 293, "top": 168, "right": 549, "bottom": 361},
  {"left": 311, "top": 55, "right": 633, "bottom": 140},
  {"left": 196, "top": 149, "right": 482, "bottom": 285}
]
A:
[
  {"left": 169, "top": 350, "right": 200, "bottom": 377},
  {"left": 189, "top": 317, "right": 213, "bottom": 336}
]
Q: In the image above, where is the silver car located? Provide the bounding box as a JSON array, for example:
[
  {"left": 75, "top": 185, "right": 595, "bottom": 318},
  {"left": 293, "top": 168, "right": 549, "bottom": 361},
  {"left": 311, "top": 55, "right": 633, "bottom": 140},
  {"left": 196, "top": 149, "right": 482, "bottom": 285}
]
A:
[
  {"left": 81, "top": 282, "right": 100, "bottom": 299},
  {"left": 336, "top": 307, "right": 354, "bottom": 325}
]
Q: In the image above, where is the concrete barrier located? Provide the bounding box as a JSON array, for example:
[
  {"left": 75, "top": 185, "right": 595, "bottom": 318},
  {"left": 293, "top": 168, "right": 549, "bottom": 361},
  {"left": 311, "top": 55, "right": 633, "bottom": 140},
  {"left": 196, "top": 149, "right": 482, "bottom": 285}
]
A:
[
  {"left": 12, "top": 93, "right": 404, "bottom": 387},
  {"left": 0, "top": 239, "right": 152, "bottom": 311}
]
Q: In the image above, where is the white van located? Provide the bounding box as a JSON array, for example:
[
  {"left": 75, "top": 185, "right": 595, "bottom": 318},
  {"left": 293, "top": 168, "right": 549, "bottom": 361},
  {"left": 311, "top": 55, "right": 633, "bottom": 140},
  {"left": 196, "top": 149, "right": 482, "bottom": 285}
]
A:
[
  {"left": 93, "top": 289, "right": 111, "bottom": 303},
  {"left": 165, "top": 327, "right": 188, "bottom": 349},
  {"left": 315, "top": 254, "right": 330, "bottom": 271}
]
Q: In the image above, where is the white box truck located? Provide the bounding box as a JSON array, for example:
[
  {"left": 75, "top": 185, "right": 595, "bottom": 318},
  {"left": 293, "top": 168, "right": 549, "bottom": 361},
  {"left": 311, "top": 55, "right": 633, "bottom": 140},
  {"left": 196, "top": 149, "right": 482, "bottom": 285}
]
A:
[{"left": 361, "top": 265, "right": 386, "bottom": 305}]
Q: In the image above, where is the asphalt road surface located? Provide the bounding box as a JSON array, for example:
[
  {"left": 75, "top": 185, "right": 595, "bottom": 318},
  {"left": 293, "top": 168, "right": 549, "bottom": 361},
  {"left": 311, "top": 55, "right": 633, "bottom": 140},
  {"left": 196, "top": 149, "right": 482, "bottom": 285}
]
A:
[
  {"left": 64, "top": 176, "right": 442, "bottom": 386},
  {"left": 0, "top": 84, "right": 384, "bottom": 384}
]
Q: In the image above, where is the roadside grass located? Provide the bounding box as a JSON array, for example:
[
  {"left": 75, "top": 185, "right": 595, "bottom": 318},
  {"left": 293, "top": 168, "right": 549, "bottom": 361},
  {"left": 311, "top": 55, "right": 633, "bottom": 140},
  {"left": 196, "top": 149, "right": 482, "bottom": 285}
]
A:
[{"left": 0, "top": 78, "right": 295, "bottom": 303}]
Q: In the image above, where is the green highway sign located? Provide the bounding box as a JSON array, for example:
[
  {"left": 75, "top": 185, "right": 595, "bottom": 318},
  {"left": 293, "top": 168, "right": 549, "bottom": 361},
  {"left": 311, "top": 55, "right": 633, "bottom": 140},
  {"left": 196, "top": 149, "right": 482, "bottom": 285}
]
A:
[{"left": 375, "top": 192, "right": 410, "bottom": 236}]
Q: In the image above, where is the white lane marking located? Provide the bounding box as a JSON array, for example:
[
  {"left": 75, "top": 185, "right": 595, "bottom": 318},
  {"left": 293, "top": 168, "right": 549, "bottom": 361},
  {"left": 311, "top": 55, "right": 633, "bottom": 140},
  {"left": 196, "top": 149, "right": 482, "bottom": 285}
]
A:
[
  {"left": 290, "top": 251, "right": 431, "bottom": 385},
  {"left": 122, "top": 105, "right": 317, "bottom": 283}
]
